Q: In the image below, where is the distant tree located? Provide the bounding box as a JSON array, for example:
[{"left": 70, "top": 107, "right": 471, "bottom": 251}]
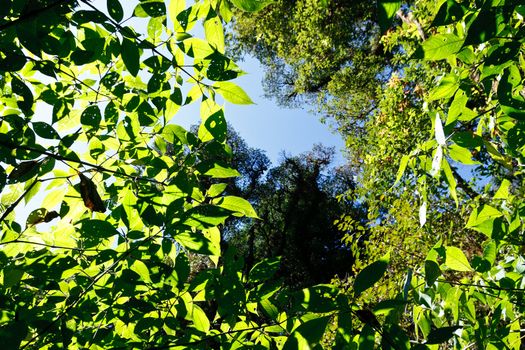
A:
[
  {"left": 228, "top": 0, "right": 395, "bottom": 138},
  {"left": 228, "top": 144, "right": 365, "bottom": 289}
]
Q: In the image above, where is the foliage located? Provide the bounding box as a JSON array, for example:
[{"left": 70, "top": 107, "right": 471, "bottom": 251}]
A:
[
  {"left": 231, "top": 0, "right": 525, "bottom": 348},
  {"left": 2, "top": 0, "right": 525, "bottom": 348},
  {"left": 0, "top": 0, "right": 353, "bottom": 348}
]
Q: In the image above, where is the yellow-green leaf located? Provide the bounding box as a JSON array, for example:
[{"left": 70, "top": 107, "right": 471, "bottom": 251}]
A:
[
  {"left": 213, "top": 81, "right": 254, "bottom": 105},
  {"left": 445, "top": 246, "right": 472, "bottom": 272}
]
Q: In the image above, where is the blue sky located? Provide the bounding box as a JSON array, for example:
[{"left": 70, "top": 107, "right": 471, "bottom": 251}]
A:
[{"left": 177, "top": 55, "right": 346, "bottom": 165}]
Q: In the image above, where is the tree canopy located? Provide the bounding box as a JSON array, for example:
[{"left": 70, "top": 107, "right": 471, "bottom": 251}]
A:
[{"left": 1, "top": 0, "right": 525, "bottom": 349}]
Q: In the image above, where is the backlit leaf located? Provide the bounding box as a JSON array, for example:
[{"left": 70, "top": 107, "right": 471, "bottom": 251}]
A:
[
  {"left": 417, "top": 34, "right": 463, "bottom": 61},
  {"left": 213, "top": 81, "right": 254, "bottom": 104},
  {"left": 445, "top": 246, "right": 472, "bottom": 272},
  {"left": 212, "top": 195, "right": 258, "bottom": 218}
]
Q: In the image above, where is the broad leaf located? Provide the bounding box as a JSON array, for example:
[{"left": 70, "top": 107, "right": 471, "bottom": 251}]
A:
[
  {"left": 445, "top": 246, "right": 472, "bottom": 272},
  {"left": 354, "top": 253, "right": 389, "bottom": 295}
]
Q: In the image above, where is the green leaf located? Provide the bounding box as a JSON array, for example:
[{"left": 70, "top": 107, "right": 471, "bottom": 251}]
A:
[
  {"left": 203, "top": 109, "right": 227, "bottom": 142},
  {"left": 417, "top": 34, "right": 463, "bottom": 61},
  {"left": 431, "top": 0, "right": 466, "bottom": 27},
  {"left": 358, "top": 324, "right": 375, "bottom": 350},
  {"left": 174, "top": 230, "right": 221, "bottom": 255},
  {"left": 249, "top": 257, "right": 281, "bottom": 283},
  {"left": 213, "top": 81, "right": 254, "bottom": 104},
  {"left": 212, "top": 195, "right": 258, "bottom": 218},
  {"left": 464, "top": 6, "right": 506, "bottom": 46},
  {"left": 195, "top": 160, "right": 240, "bottom": 178},
  {"left": 260, "top": 299, "right": 279, "bottom": 320},
  {"left": 3, "top": 267, "right": 24, "bottom": 288},
  {"left": 424, "top": 260, "right": 440, "bottom": 285},
  {"left": 136, "top": 1, "right": 166, "bottom": 18},
  {"left": 393, "top": 154, "right": 410, "bottom": 186},
  {"left": 207, "top": 183, "right": 227, "bottom": 197},
  {"left": 283, "top": 316, "right": 329, "bottom": 350},
  {"left": 204, "top": 13, "right": 225, "bottom": 52},
  {"left": 498, "top": 67, "right": 525, "bottom": 120},
  {"left": 428, "top": 74, "right": 459, "bottom": 101},
  {"left": 11, "top": 75, "right": 34, "bottom": 112},
  {"left": 483, "top": 240, "right": 497, "bottom": 265},
  {"left": 426, "top": 326, "right": 462, "bottom": 344},
  {"left": 107, "top": 0, "right": 124, "bottom": 22},
  {"left": 354, "top": 253, "right": 389, "bottom": 295},
  {"left": 192, "top": 305, "right": 210, "bottom": 333},
  {"left": 33, "top": 122, "right": 60, "bottom": 139},
  {"left": 81, "top": 105, "right": 102, "bottom": 128},
  {"left": 80, "top": 219, "right": 119, "bottom": 239},
  {"left": 131, "top": 259, "right": 151, "bottom": 283},
  {"left": 448, "top": 144, "right": 479, "bottom": 165},
  {"left": 378, "top": 0, "right": 401, "bottom": 33},
  {"left": 230, "top": 0, "right": 274, "bottom": 12},
  {"left": 441, "top": 158, "right": 458, "bottom": 206},
  {"left": 466, "top": 205, "right": 503, "bottom": 228},
  {"left": 493, "top": 179, "right": 511, "bottom": 199},
  {"left": 8, "top": 160, "right": 41, "bottom": 183},
  {"left": 445, "top": 246, "right": 472, "bottom": 272},
  {"left": 121, "top": 38, "right": 140, "bottom": 76}
]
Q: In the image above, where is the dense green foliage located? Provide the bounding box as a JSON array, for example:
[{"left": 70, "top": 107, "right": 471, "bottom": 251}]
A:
[
  {"left": 232, "top": 0, "right": 525, "bottom": 348},
  {"left": 1, "top": 0, "right": 525, "bottom": 349}
]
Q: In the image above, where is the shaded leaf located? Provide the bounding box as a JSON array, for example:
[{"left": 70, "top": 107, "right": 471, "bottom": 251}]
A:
[
  {"left": 426, "top": 326, "right": 461, "bottom": 344},
  {"left": 107, "top": 0, "right": 124, "bottom": 22},
  {"left": 26, "top": 208, "right": 60, "bottom": 226},
  {"left": 354, "top": 253, "right": 389, "bottom": 295},
  {"left": 8, "top": 160, "right": 41, "bottom": 183},
  {"left": 249, "top": 257, "right": 280, "bottom": 283},
  {"left": 33, "top": 122, "right": 60, "bottom": 139},
  {"left": 378, "top": 0, "right": 401, "bottom": 33},
  {"left": 121, "top": 38, "right": 140, "bottom": 76},
  {"left": 80, "top": 219, "right": 119, "bottom": 238}
]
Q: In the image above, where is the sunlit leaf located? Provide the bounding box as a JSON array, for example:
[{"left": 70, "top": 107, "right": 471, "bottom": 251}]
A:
[
  {"left": 212, "top": 195, "right": 258, "bottom": 218},
  {"left": 230, "top": 0, "right": 274, "bottom": 12},
  {"left": 415, "top": 34, "right": 463, "bottom": 61},
  {"left": 445, "top": 246, "right": 472, "bottom": 272}
]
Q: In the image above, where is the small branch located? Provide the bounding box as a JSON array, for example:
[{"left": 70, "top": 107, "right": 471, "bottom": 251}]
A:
[
  {"left": 0, "top": 0, "right": 72, "bottom": 32},
  {"left": 0, "top": 180, "right": 38, "bottom": 224},
  {"left": 0, "top": 140, "right": 168, "bottom": 187},
  {"left": 450, "top": 166, "right": 481, "bottom": 200},
  {"left": 0, "top": 239, "right": 98, "bottom": 252}
]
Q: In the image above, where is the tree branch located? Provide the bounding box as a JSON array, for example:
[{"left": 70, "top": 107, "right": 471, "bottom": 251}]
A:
[
  {"left": 451, "top": 166, "right": 481, "bottom": 200},
  {"left": 0, "top": 0, "right": 73, "bottom": 32}
]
